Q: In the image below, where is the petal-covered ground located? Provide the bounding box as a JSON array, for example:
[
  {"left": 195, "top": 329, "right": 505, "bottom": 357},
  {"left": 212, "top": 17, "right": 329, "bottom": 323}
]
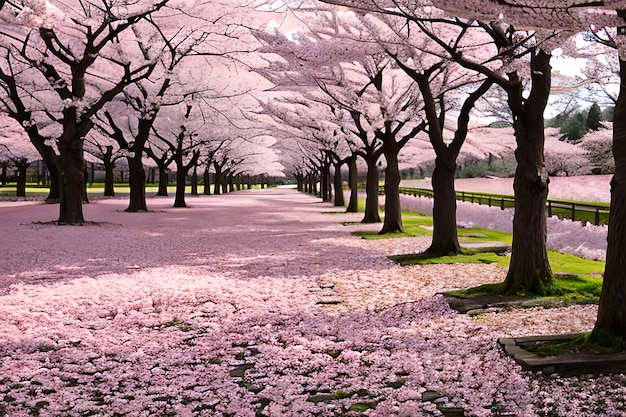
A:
[{"left": 0, "top": 188, "right": 621, "bottom": 416}]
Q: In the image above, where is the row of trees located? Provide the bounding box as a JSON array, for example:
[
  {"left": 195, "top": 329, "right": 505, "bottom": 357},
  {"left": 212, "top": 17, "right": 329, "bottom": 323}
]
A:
[
  {"left": 251, "top": 1, "right": 626, "bottom": 342},
  {"left": 0, "top": 1, "right": 283, "bottom": 220},
  {"left": 3, "top": 0, "right": 626, "bottom": 344}
]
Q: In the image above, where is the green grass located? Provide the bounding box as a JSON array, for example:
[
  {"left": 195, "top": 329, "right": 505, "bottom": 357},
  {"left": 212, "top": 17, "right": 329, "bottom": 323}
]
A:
[
  {"left": 445, "top": 273, "right": 602, "bottom": 304},
  {"left": 523, "top": 331, "right": 626, "bottom": 357},
  {"left": 393, "top": 250, "right": 510, "bottom": 267},
  {"left": 353, "top": 210, "right": 606, "bottom": 303},
  {"left": 0, "top": 182, "right": 265, "bottom": 198},
  {"left": 349, "top": 213, "right": 433, "bottom": 239}
]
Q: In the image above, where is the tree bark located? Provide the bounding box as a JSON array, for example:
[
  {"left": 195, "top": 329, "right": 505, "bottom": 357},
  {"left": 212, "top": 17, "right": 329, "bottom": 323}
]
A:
[
  {"left": 592, "top": 57, "right": 626, "bottom": 340},
  {"left": 427, "top": 154, "right": 460, "bottom": 255},
  {"left": 126, "top": 119, "right": 151, "bottom": 212},
  {"left": 126, "top": 153, "right": 147, "bottom": 212},
  {"left": 362, "top": 155, "right": 381, "bottom": 223},
  {"left": 346, "top": 155, "right": 358, "bottom": 213},
  {"left": 333, "top": 163, "right": 345, "bottom": 207},
  {"left": 57, "top": 133, "right": 85, "bottom": 224},
  {"left": 103, "top": 146, "right": 115, "bottom": 197},
  {"left": 157, "top": 166, "right": 169, "bottom": 196},
  {"left": 380, "top": 148, "right": 403, "bottom": 234},
  {"left": 203, "top": 166, "right": 211, "bottom": 195},
  {"left": 503, "top": 50, "right": 553, "bottom": 295},
  {"left": 0, "top": 163, "right": 7, "bottom": 185},
  {"left": 321, "top": 162, "right": 331, "bottom": 202},
  {"left": 174, "top": 166, "right": 188, "bottom": 207},
  {"left": 191, "top": 166, "right": 198, "bottom": 196},
  {"left": 15, "top": 160, "right": 29, "bottom": 197}
]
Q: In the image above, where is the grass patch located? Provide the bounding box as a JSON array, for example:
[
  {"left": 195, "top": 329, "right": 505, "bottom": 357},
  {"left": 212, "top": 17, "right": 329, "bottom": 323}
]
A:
[
  {"left": 350, "top": 213, "right": 433, "bottom": 239},
  {"left": 444, "top": 273, "right": 602, "bottom": 304},
  {"left": 391, "top": 250, "right": 510, "bottom": 267},
  {"left": 522, "top": 331, "right": 626, "bottom": 357}
]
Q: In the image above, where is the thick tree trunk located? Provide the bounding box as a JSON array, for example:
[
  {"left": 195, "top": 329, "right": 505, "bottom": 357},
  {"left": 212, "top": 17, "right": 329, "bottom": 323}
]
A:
[
  {"left": 362, "top": 156, "right": 381, "bottom": 223},
  {"left": 126, "top": 119, "right": 151, "bottom": 212},
  {"left": 103, "top": 146, "right": 115, "bottom": 197},
  {"left": 592, "top": 58, "right": 626, "bottom": 340},
  {"left": 346, "top": 155, "right": 358, "bottom": 213},
  {"left": 380, "top": 150, "right": 403, "bottom": 234},
  {"left": 503, "top": 50, "right": 553, "bottom": 295},
  {"left": 0, "top": 163, "right": 7, "bottom": 185},
  {"left": 228, "top": 174, "right": 234, "bottom": 192},
  {"left": 333, "top": 164, "right": 345, "bottom": 207},
  {"left": 427, "top": 154, "right": 460, "bottom": 255},
  {"left": 191, "top": 167, "right": 198, "bottom": 196},
  {"left": 157, "top": 166, "right": 169, "bottom": 196},
  {"left": 214, "top": 170, "right": 222, "bottom": 195},
  {"left": 173, "top": 165, "right": 188, "bottom": 208},
  {"left": 57, "top": 133, "right": 85, "bottom": 224},
  {"left": 321, "top": 163, "right": 330, "bottom": 202},
  {"left": 203, "top": 167, "right": 211, "bottom": 195},
  {"left": 104, "top": 163, "right": 115, "bottom": 197},
  {"left": 126, "top": 153, "right": 147, "bottom": 212},
  {"left": 15, "top": 161, "right": 29, "bottom": 197}
]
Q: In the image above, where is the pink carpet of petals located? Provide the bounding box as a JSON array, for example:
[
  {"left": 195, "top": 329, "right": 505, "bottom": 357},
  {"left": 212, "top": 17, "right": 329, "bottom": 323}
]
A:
[{"left": 0, "top": 188, "right": 621, "bottom": 416}]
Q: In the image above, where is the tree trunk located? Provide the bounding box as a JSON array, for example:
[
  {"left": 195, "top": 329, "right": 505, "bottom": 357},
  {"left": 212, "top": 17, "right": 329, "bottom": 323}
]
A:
[
  {"left": 15, "top": 161, "right": 29, "bottom": 197},
  {"left": 346, "top": 155, "right": 358, "bottom": 213},
  {"left": 103, "top": 146, "right": 115, "bottom": 197},
  {"left": 380, "top": 148, "right": 403, "bottom": 234},
  {"left": 126, "top": 153, "right": 147, "bottom": 212},
  {"left": 321, "top": 163, "right": 330, "bottom": 201},
  {"left": 503, "top": 50, "right": 553, "bottom": 295},
  {"left": 157, "top": 166, "right": 169, "bottom": 196},
  {"left": 362, "top": 156, "right": 381, "bottom": 223},
  {"left": 57, "top": 133, "right": 85, "bottom": 224},
  {"left": 0, "top": 163, "right": 7, "bottom": 185},
  {"left": 592, "top": 57, "right": 626, "bottom": 340},
  {"left": 174, "top": 162, "right": 188, "bottom": 208},
  {"left": 126, "top": 119, "right": 151, "bottom": 212},
  {"left": 104, "top": 163, "right": 115, "bottom": 197},
  {"left": 203, "top": 166, "right": 211, "bottom": 195},
  {"left": 191, "top": 166, "right": 198, "bottom": 196},
  {"left": 333, "top": 164, "right": 345, "bottom": 207},
  {"left": 228, "top": 174, "right": 235, "bottom": 192},
  {"left": 214, "top": 170, "right": 222, "bottom": 195},
  {"left": 427, "top": 154, "right": 460, "bottom": 255}
]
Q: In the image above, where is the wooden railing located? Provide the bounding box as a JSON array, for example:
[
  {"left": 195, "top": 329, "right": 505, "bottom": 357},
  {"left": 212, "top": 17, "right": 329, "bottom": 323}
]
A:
[{"left": 390, "top": 186, "right": 610, "bottom": 226}]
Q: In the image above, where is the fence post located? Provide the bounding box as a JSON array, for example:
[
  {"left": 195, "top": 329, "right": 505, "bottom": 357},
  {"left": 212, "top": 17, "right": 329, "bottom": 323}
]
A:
[
  {"left": 571, "top": 204, "right": 576, "bottom": 222},
  {"left": 595, "top": 209, "right": 600, "bottom": 226}
]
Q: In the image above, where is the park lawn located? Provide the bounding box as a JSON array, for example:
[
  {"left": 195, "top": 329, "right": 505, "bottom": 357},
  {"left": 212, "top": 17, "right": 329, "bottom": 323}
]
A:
[{"left": 354, "top": 210, "right": 605, "bottom": 303}]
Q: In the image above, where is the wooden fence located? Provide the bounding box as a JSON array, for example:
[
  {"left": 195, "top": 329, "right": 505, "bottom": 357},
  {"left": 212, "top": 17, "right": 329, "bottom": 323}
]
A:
[{"left": 392, "top": 187, "right": 610, "bottom": 226}]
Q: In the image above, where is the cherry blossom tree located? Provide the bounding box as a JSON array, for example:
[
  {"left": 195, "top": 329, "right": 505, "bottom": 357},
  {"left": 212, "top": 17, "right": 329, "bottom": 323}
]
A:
[
  {"left": 84, "top": 129, "right": 125, "bottom": 196},
  {"left": 0, "top": 47, "right": 61, "bottom": 202},
  {"left": 0, "top": 0, "right": 180, "bottom": 224},
  {"left": 365, "top": 12, "right": 495, "bottom": 253},
  {"left": 0, "top": 114, "right": 39, "bottom": 196},
  {"left": 254, "top": 10, "right": 427, "bottom": 232}
]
